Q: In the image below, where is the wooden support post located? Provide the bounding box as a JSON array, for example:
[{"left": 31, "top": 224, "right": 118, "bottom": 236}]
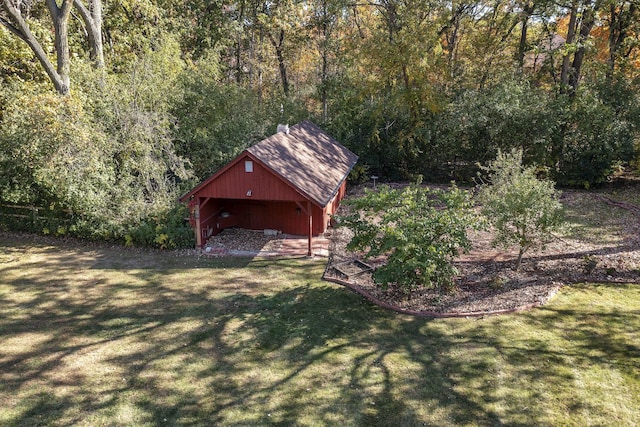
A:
[
  {"left": 195, "top": 202, "right": 202, "bottom": 248},
  {"left": 296, "top": 200, "right": 314, "bottom": 257},
  {"left": 307, "top": 200, "right": 313, "bottom": 257}
]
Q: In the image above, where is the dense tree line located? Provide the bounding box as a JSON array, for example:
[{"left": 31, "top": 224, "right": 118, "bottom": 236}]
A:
[{"left": 1, "top": 0, "right": 639, "bottom": 246}]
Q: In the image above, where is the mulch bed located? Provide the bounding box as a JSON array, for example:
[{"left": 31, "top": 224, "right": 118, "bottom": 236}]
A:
[{"left": 323, "top": 189, "right": 640, "bottom": 317}]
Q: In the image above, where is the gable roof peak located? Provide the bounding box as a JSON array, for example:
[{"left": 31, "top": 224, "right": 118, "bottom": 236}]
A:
[
  {"left": 180, "top": 121, "right": 358, "bottom": 206},
  {"left": 247, "top": 121, "right": 358, "bottom": 206}
]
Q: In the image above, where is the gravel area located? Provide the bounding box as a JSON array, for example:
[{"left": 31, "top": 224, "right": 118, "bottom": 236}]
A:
[
  {"left": 203, "top": 228, "right": 283, "bottom": 255},
  {"left": 324, "top": 188, "right": 640, "bottom": 316}
]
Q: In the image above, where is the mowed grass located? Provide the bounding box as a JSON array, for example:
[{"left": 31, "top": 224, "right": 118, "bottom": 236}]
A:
[{"left": 0, "top": 232, "right": 639, "bottom": 426}]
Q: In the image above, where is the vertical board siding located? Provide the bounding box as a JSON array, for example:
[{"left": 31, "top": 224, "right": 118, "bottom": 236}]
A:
[
  {"left": 181, "top": 122, "right": 358, "bottom": 246},
  {"left": 322, "top": 180, "right": 348, "bottom": 229},
  {"left": 198, "top": 155, "right": 305, "bottom": 202},
  {"left": 191, "top": 155, "right": 350, "bottom": 242}
]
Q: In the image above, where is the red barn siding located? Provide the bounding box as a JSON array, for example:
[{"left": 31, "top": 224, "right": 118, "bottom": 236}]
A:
[
  {"left": 190, "top": 153, "right": 335, "bottom": 239},
  {"left": 181, "top": 123, "right": 357, "bottom": 249},
  {"left": 205, "top": 182, "right": 346, "bottom": 235},
  {"left": 197, "top": 199, "right": 224, "bottom": 239},
  {"left": 197, "top": 155, "right": 305, "bottom": 202},
  {"left": 319, "top": 180, "right": 347, "bottom": 230}
]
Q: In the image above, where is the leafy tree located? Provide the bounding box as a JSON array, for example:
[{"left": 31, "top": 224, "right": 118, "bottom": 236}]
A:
[
  {"left": 308, "top": 0, "right": 349, "bottom": 121},
  {"left": 338, "top": 183, "right": 480, "bottom": 294},
  {"left": 0, "top": 87, "right": 114, "bottom": 215},
  {"left": 326, "top": 89, "right": 421, "bottom": 180},
  {"left": 477, "top": 148, "right": 564, "bottom": 271},
  {"left": 77, "top": 38, "right": 191, "bottom": 225},
  {"left": 172, "top": 54, "right": 274, "bottom": 180},
  {"left": 0, "top": 26, "right": 48, "bottom": 83},
  {"left": 101, "top": 0, "right": 167, "bottom": 68},
  {"left": 454, "top": 0, "right": 522, "bottom": 89},
  {"left": 158, "top": 0, "right": 235, "bottom": 60},
  {"left": 0, "top": 42, "right": 191, "bottom": 241},
  {"left": 558, "top": 0, "right": 599, "bottom": 95},
  {"left": 436, "top": 79, "right": 554, "bottom": 170},
  {"left": 545, "top": 82, "right": 638, "bottom": 188},
  {"left": 73, "top": 0, "right": 104, "bottom": 68}
]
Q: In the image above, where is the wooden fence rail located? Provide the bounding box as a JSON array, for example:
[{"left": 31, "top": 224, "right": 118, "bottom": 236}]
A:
[{"left": 0, "top": 203, "right": 75, "bottom": 225}]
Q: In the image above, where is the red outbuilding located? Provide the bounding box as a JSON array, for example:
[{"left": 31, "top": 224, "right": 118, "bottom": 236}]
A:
[{"left": 179, "top": 121, "right": 358, "bottom": 255}]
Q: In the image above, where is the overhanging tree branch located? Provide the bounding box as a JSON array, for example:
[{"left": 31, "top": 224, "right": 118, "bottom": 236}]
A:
[
  {"left": 0, "top": 14, "right": 27, "bottom": 42},
  {"left": 73, "top": 0, "right": 104, "bottom": 68},
  {"left": 1, "top": 0, "right": 70, "bottom": 94}
]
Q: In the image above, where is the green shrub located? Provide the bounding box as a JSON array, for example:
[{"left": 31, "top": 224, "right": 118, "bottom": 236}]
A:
[
  {"left": 125, "top": 203, "right": 194, "bottom": 249},
  {"left": 477, "top": 149, "right": 564, "bottom": 271},
  {"left": 337, "top": 183, "right": 481, "bottom": 294},
  {"left": 0, "top": 201, "right": 194, "bottom": 250},
  {"left": 550, "top": 90, "right": 637, "bottom": 188}
]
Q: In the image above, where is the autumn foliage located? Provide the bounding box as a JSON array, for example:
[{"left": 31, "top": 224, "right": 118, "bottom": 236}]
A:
[{"left": 1, "top": 0, "right": 639, "bottom": 246}]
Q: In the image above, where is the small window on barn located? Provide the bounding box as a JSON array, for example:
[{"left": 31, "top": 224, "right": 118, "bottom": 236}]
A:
[{"left": 245, "top": 160, "right": 253, "bottom": 173}]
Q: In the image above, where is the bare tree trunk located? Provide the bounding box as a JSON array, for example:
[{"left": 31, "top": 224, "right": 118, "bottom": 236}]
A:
[
  {"left": 319, "top": 0, "right": 329, "bottom": 122},
  {"left": 321, "top": 45, "right": 328, "bottom": 121},
  {"left": 608, "top": 2, "right": 621, "bottom": 77},
  {"left": 560, "top": 0, "right": 578, "bottom": 93},
  {"left": 257, "top": 29, "right": 264, "bottom": 103},
  {"left": 47, "top": 0, "right": 73, "bottom": 91},
  {"left": 607, "top": 1, "right": 637, "bottom": 79},
  {"left": 73, "top": 0, "right": 104, "bottom": 68},
  {"left": 268, "top": 29, "right": 289, "bottom": 96},
  {"left": 514, "top": 247, "right": 525, "bottom": 271},
  {"left": 438, "top": 4, "right": 468, "bottom": 84},
  {"left": 401, "top": 63, "right": 420, "bottom": 120},
  {"left": 568, "top": 4, "right": 596, "bottom": 92},
  {"left": 478, "top": 18, "right": 520, "bottom": 89},
  {"left": 235, "top": 0, "right": 245, "bottom": 84},
  {"left": 517, "top": 2, "right": 535, "bottom": 67},
  {"left": 559, "top": 0, "right": 598, "bottom": 94},
  {"left": 447, "top": 12, "right": 461, "bottom": 77},
  {"left": 1, "top": 0, "right": 72, "bottom": 95}
]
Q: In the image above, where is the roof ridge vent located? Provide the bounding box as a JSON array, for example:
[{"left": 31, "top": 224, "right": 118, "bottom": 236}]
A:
[{"left": 277, "top": 124, "right": 290, "bottom": 135}]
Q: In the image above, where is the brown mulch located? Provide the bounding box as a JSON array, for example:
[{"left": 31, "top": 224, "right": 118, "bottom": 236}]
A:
[
  {"left": 323, "top": 189, "right": 640, "bottom": 317},
  {"left": 192, "top": 187, "right": 640, "bottom": 316}
]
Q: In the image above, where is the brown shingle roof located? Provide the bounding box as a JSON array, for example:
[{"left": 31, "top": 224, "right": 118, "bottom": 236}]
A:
[
  {"left": 246, "top": 121, "right": 358, "bottom": 207},
  {"left": 180, "top": 121, "right": 358, "bottom": 206}
]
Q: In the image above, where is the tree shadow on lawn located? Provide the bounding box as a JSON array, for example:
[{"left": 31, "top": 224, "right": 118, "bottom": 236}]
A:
[
  {"left": 96, "top": 284, "right": 639, "bottom": 426},
  {"left": 1, "top": 239, "right": 638, "bottom": 425},
  {"left": 472, "top": 296, "right": 638, "bottom": 424},
  {"left": 1, "top": 266, "right": 495, "bottom": 425}
]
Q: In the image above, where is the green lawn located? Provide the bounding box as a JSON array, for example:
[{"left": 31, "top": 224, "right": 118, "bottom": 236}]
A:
[{"left": 0, "top": 233, "right": 638, "bottom": 426}]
